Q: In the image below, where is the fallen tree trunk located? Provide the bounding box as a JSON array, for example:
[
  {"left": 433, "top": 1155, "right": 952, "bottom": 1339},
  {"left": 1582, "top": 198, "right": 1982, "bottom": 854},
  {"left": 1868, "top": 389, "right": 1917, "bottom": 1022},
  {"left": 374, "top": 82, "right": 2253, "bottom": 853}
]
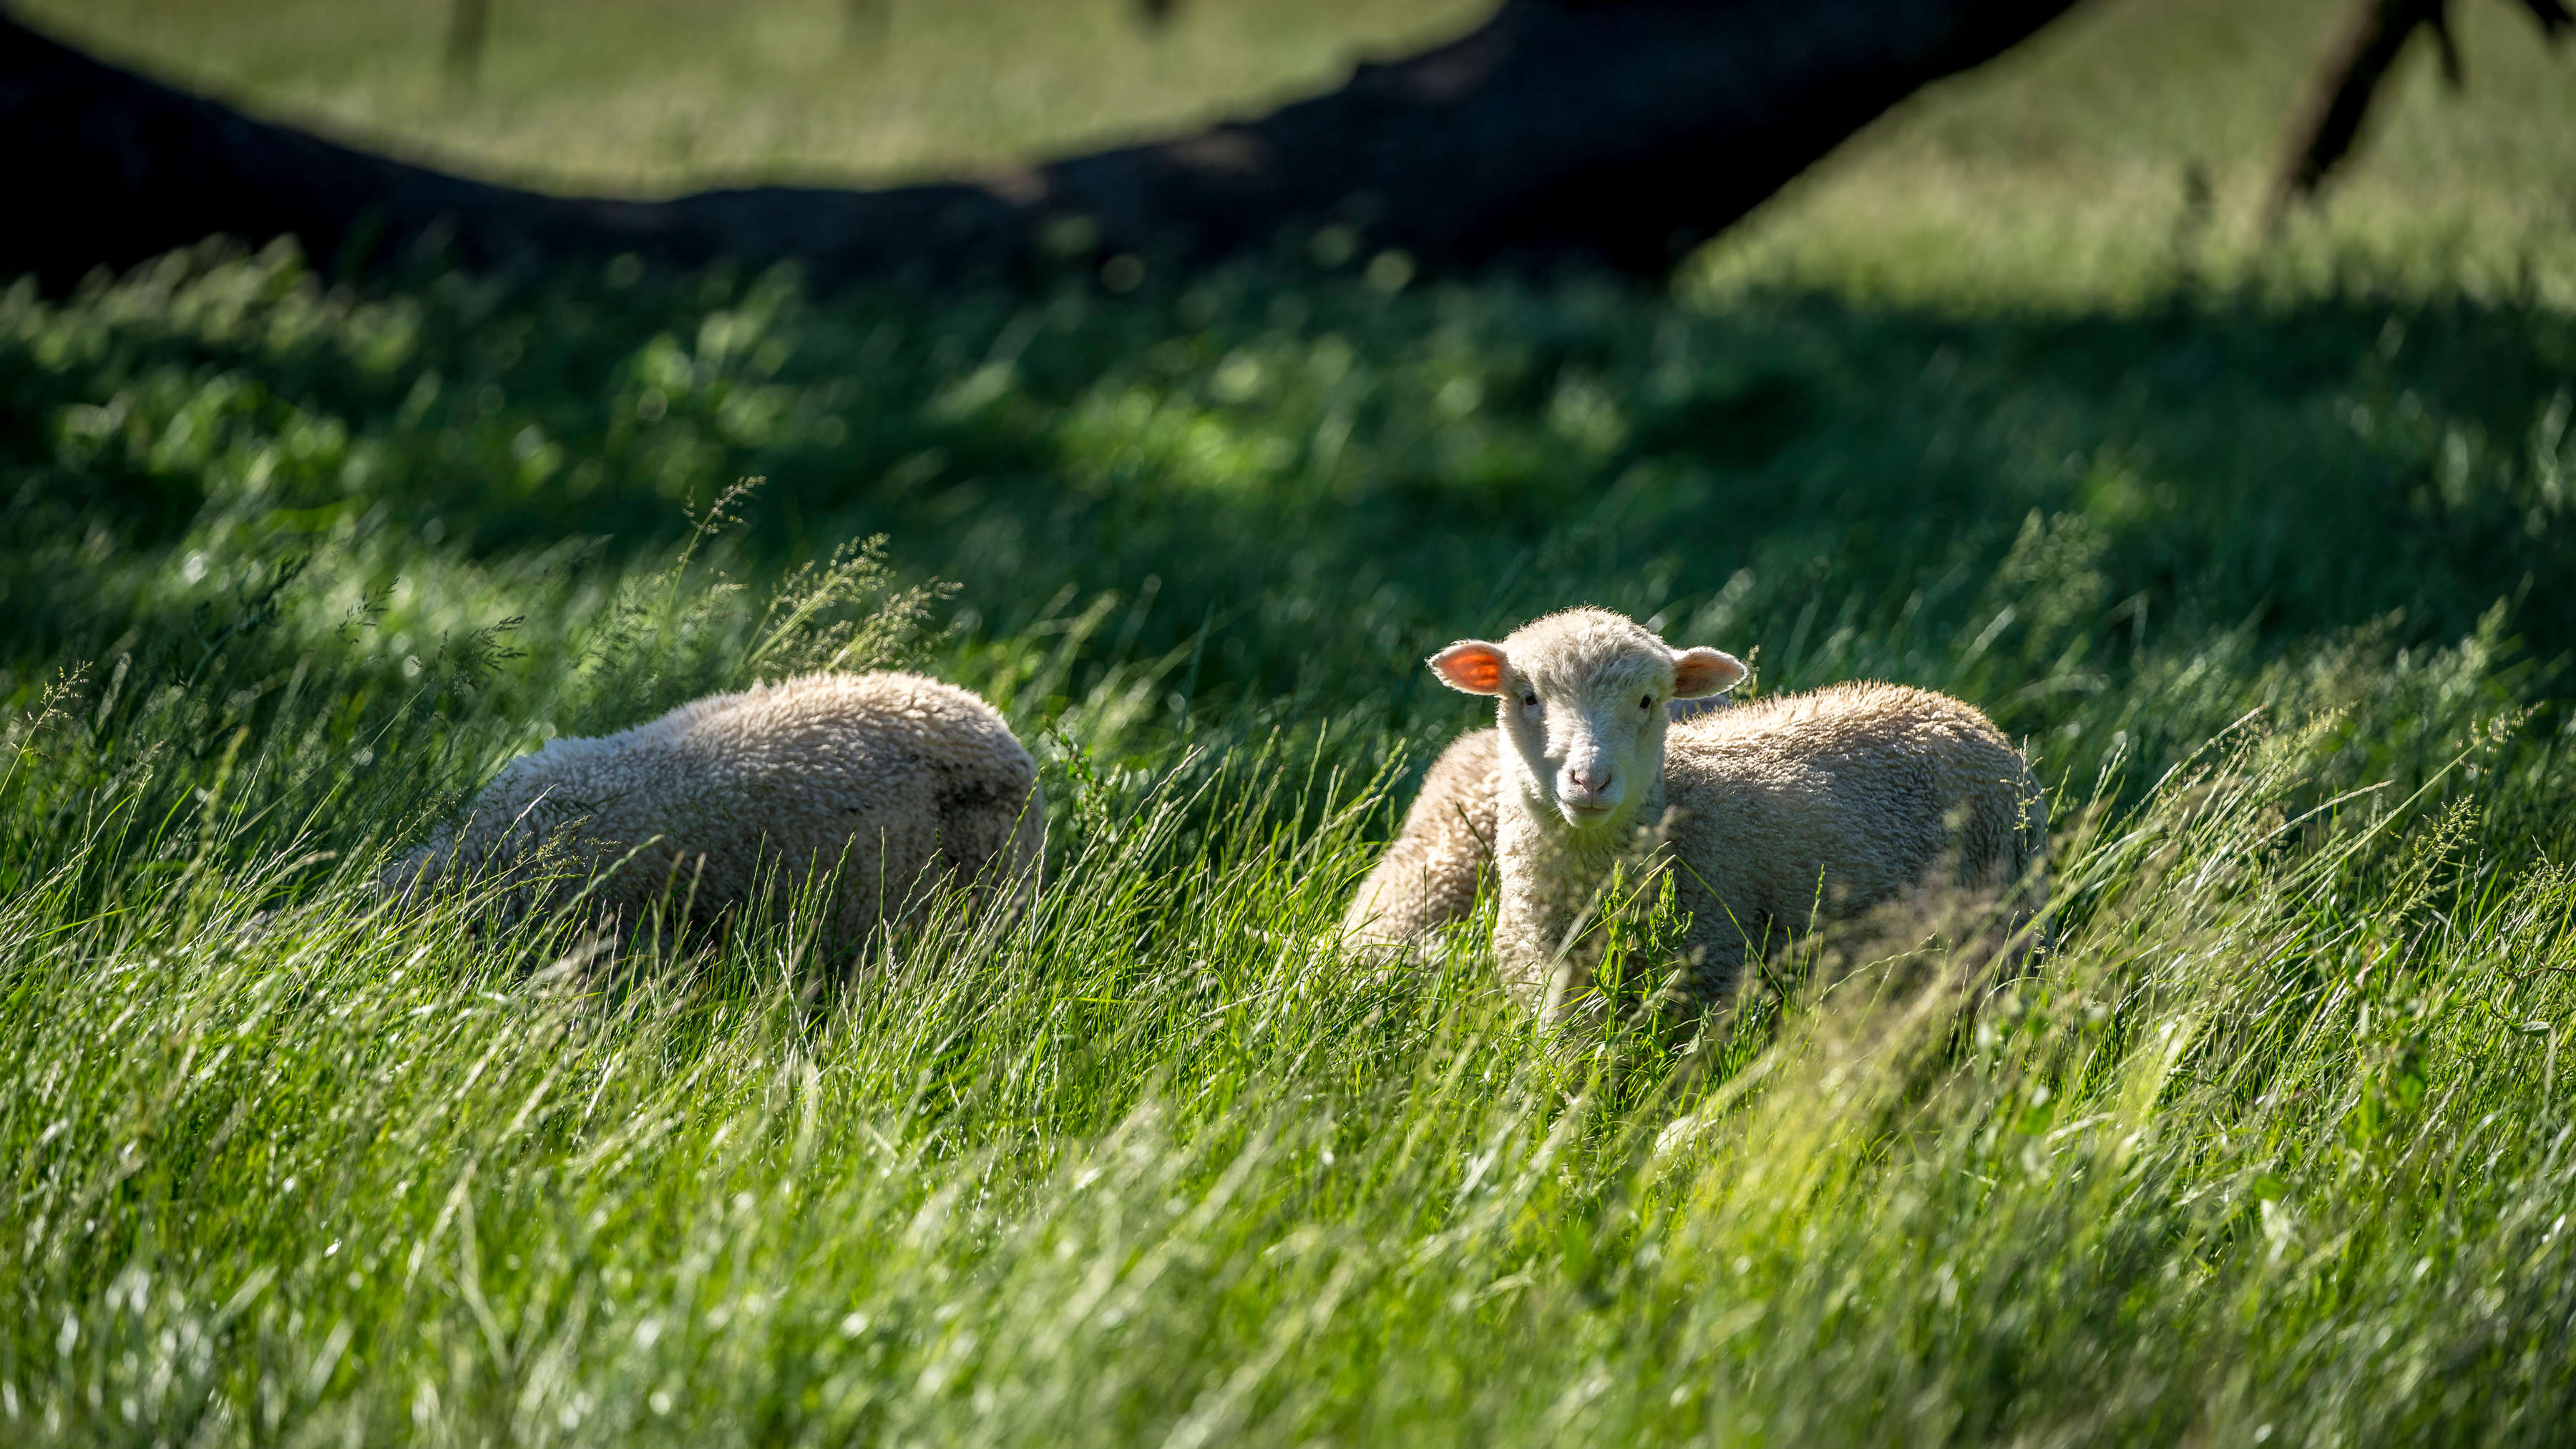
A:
[{"left": 1, "top": 0, "right": 2082, "bottom": 291}]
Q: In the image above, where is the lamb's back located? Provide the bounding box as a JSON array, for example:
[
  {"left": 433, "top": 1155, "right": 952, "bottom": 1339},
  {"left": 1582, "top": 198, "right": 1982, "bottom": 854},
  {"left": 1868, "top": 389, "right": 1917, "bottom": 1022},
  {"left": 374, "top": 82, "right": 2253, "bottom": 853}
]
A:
[
  {"left": 666, "top": 672, "right": 1039, "bottom": 876},
  {"left": 1662, "top": 681, "right": 2029, "bottom": 922},
  {"left": 400, "top": 670, "right": 1040, "bottom": 936}
]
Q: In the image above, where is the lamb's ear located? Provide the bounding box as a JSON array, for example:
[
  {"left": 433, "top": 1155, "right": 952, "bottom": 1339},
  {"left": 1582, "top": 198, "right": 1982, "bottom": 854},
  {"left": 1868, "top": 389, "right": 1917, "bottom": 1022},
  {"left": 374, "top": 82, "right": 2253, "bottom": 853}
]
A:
[
  {"left": 1428, "top": 640, "right": 1508, "bottom": 696},
  {"left": 1671, "top": 647, "right": 1748, "bottom": 698}
]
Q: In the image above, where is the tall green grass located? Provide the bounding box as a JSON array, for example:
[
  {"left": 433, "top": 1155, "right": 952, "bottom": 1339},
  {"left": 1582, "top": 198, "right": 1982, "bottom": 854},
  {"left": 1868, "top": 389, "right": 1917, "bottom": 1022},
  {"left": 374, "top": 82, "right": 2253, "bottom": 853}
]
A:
[
  {"left": 3, "top": 225, "right": 2573, "bottom": 1439},
  {"left": 6, "top": 0, "right": 2576, "bottom": 1411},
  {"left": 2, "top": 535, "right": 2570, "bottom": 1443}
]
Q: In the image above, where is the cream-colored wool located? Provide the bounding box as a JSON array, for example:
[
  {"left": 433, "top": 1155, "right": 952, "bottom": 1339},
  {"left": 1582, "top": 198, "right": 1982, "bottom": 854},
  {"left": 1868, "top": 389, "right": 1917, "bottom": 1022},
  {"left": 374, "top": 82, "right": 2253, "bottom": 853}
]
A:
[
  {"left": 1340, "top": 697, "right": 1735, "bottom": 950},
  {"left": 1340, "top": 726, "right": 1501, "bottom": 950},
  {"left": 1428, "top": 608, "right": 2044, "bottom": 1021},
  {"left": 386, "top": 670, "right": 1043, "bottom": 945}
]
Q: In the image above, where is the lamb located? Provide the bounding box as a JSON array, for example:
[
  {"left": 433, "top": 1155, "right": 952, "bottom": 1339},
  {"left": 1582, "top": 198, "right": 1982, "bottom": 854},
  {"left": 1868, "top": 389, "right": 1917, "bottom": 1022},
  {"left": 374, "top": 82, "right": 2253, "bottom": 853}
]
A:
[
  {"left": 384, "top": 670, "right": 1044, "bottom": 949},
  {"left": 1339, "top": 696, "right": 1735, "bottom": 951},
  {"left": 1424, "top": 608, "right": 2044, "bottom": 1025}
]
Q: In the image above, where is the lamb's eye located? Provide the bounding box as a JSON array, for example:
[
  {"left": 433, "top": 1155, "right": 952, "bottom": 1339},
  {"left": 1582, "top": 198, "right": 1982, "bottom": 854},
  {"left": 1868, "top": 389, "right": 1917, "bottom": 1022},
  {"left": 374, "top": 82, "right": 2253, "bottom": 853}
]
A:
[
  {"left": 1640, "top": 694, "right": 1654, "bottom": 711},
  {"left": 1521, "top": 693, "right": 1539, "bottom": 710}
]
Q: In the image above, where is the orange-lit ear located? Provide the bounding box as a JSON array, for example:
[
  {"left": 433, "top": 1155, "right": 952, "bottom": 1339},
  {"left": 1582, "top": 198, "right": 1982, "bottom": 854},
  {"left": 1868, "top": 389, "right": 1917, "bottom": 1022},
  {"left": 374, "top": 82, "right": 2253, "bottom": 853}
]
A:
[
  {"left": 1428, "top": 641, "right": 1508, "bottom": 696},
  {"left": 1671, "top": 647, "right": 1747, "bottom": 698}
]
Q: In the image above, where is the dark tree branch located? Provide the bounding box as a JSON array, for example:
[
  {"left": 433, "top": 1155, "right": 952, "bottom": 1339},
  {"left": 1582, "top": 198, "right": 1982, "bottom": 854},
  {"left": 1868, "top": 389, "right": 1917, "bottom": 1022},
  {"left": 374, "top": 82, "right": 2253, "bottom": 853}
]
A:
[
  {"left": 2268, "top": 0, "right": 2571, "bottom": 228},
  {"left": 1, "top": 0, "right": 2083, "bottom": 293}
]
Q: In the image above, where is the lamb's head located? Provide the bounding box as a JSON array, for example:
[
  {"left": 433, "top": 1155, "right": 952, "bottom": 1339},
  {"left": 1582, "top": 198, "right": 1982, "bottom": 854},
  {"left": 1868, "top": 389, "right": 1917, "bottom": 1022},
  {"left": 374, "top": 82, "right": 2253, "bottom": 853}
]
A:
[{"left": 1430, "top": 608, "right": 1745, "bottom": 834}]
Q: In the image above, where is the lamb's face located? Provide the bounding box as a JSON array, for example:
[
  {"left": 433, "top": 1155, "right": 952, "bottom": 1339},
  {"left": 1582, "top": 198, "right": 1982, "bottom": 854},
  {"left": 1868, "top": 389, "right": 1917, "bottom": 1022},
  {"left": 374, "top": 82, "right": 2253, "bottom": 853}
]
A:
[{"left": 1430, "top": 608, "right": 1745, "bottom": 835}]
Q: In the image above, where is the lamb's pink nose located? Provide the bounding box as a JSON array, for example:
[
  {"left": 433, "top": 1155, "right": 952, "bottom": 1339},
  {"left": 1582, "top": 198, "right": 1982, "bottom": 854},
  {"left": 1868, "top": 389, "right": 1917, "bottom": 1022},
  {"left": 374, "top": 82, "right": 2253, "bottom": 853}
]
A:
[{"left": 1561, "top": 766, "right": 1614, "bottom": 801}]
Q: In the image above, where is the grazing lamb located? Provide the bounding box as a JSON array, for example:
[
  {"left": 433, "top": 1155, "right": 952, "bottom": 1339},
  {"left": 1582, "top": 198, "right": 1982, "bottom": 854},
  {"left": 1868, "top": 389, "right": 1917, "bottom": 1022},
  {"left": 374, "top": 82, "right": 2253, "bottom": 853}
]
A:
[
  {"left": 1425, "top": 608, "right": 2044, "bottom": 1024},
  {"left": 385, "top": 671, "right": 1043, "bottom": 948},
  {"left": 1340, "top": 696, "right": 1735, "bottom": 951}
]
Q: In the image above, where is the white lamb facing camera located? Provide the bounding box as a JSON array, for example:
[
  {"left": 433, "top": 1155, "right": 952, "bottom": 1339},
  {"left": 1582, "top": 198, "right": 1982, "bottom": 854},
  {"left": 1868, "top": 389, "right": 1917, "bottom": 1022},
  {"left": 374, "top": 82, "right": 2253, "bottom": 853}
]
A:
[{"left": 1352, "top": 607, "right": 2045, "bottom": 1025}]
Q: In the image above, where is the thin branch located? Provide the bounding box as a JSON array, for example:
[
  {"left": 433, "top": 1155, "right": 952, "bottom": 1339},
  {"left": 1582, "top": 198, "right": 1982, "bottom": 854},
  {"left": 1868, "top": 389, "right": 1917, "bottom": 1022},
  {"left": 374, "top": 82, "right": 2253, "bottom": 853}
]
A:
[{"left": 2268, "top": 0, "right": 2573, "bottom": 230}]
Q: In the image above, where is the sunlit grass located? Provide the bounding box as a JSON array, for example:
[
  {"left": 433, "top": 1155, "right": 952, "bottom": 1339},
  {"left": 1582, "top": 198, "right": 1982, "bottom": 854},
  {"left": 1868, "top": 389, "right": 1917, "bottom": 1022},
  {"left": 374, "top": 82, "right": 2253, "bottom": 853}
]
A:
[
  {"left": 3, "top": 556, "right": 2570, "bottom": 1440},
  {"left": 1692, "top": 0, "right": 2576, "bottom": 311},
  {"left": 5, "top": 0, "right": 2576, "bottom": 1435},
  {"left": 10, "top": 0, "right": 1488, "bottom": 192},
  {"left": 3, "top": 238, "right": 2572, "bottom": 1435}
]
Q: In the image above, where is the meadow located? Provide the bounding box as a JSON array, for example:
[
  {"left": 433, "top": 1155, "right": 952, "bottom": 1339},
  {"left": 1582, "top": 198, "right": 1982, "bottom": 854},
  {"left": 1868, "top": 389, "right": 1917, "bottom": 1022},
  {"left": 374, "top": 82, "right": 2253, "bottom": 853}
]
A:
[{"left": 5, "top": 0, "right": 2576, "bottom": 1442}]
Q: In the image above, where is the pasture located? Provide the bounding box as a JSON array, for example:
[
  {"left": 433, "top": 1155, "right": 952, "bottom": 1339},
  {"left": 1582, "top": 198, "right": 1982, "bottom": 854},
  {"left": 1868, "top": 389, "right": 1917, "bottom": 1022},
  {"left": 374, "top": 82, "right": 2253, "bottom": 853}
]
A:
[{"left": 3, "top": 0, "right": 2575, "bottom": 1441}]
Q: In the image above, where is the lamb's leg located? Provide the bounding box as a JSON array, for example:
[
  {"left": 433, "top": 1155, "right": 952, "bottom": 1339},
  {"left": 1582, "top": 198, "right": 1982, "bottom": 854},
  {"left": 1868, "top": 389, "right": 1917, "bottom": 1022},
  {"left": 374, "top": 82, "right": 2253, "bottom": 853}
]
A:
[{"left": 1340, "top": 728, "right": 1499, "bottom": 951}]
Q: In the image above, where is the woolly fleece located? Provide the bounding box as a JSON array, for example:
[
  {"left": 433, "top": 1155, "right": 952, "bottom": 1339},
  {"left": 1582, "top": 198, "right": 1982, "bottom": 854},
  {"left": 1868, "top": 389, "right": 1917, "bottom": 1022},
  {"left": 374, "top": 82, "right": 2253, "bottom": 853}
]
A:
[
  {"left": 1441, "top": 608, "right": 2044, "bottom": 1020},
  {"left": 1340, "top": 726, "right": 1501, "bottom": 950},
  {"left": 387, "top": 670, "right": 1043, "bottom": 945}
]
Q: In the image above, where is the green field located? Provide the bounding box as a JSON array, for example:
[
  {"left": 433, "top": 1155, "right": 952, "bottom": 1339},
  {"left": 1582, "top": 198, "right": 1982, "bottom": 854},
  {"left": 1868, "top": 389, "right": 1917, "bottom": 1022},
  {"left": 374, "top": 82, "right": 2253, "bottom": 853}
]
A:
[{"left": 6, "top": 0, "right": 2576, "bottom": 1442}]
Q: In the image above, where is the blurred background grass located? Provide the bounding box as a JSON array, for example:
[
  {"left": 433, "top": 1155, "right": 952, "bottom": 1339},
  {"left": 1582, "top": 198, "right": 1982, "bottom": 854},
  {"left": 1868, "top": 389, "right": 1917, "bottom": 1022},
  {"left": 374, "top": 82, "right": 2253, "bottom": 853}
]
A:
[
  {"left": 20, "top": 0, "right": 2576, "bottom": 305},
  {"left": 15, "top": 0, "right": 1490, "bottom": 190},
  {"left": 6, "top": 0, "right": 2575, "bottom": 849}
]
